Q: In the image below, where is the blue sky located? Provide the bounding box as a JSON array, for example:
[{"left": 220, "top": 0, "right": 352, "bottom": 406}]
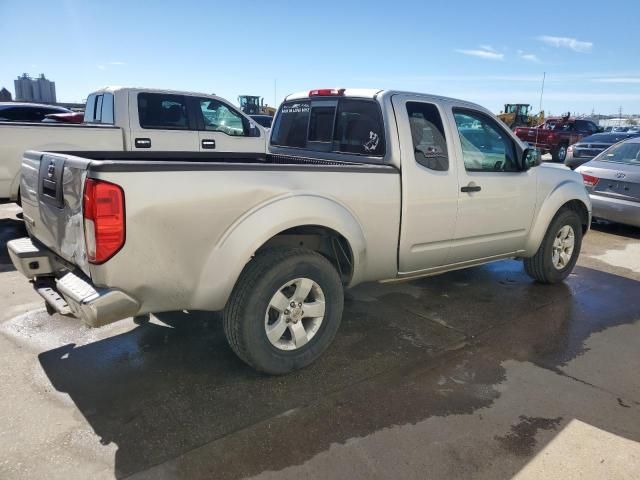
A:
[{"left": 2, "top": 0, "right": 639, "bottom": 115}]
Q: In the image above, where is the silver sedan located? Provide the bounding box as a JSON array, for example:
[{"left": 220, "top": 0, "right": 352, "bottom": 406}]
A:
[{"left": 576, "top": 136, "right": 640, "bottom": 228}]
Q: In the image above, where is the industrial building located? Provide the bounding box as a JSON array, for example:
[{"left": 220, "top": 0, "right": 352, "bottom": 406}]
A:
[{"left": 13, "top": 73, "right": 56, "bottom": 103}]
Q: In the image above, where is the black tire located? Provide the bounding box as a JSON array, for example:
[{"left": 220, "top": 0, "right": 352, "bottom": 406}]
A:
[
  {"left": 551, "top": 143, "right": 568, "bottom": 162},
  {"left": 524, "top": 208, "right": 583, "bottom": 284},
  {"left": 223, "top": 248, "right": 344, "bottom": 375}
]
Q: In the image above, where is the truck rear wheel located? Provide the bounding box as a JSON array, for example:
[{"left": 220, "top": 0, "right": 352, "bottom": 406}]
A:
[
  {"left": 524, "top": 209, "right": 582, "bottom": 284},
  {"left": 223, "top": 248, "right": 344, "bottom": 375}
]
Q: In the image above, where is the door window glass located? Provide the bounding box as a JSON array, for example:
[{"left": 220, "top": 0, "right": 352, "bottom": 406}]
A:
[
  {"left": 453, "top": 110, "right": 518, "bottom": 172},
  {"left": 406, "top": 102, "right": 448, "bottom": 171},
  {"left": 138, "top": 93, "right": 188, "bottom": 130},
  {"left": 199, "top": 99, "right": 247, "bottom": 136}
]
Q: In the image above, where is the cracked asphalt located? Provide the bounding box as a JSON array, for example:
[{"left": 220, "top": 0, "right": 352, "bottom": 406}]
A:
[{"left": 0, "top": 202, "right": 638, "bottom": 479}]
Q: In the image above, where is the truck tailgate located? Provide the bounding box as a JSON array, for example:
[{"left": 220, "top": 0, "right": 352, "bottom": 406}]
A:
[{"left": 20, "top": 151, "right": 91, "bottom": 274}]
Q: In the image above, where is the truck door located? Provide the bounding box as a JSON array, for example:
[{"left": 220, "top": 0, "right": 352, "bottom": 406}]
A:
[
  {"left": 129, "top": 92, "right": 199, "bottom": 151},
  {"left": 447, "top": 107, "right": 537, "bottom": 263},
  {"left": 391, "top": 94, "right": 460, "bottom": 273},
  {"left": 193, "top": 97, "right": 266, "bottom": 153}
]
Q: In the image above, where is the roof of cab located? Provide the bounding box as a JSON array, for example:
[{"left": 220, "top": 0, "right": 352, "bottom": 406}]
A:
[
  {"left": 91, "top": 86, "right": 216, "bottom": 98},
  {"left": 284, "top": 88, "right": 492, "bottom": 115}
]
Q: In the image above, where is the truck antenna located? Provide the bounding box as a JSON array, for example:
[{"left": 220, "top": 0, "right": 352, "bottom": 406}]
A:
[{"left": 534, "top": 72, "right": 546, "bottom": 155}]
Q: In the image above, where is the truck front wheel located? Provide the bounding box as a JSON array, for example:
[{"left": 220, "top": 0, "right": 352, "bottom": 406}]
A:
[
  {"left": 223, "top": 248, "right": 344, "bottom": 375},
  {"left": 524, "top": 209, "right": 583, "bottom": 284}
]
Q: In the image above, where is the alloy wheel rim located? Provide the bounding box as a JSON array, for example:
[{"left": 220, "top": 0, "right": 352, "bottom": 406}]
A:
[
  {"left": 264, "top": 278, "right": 326, "bottom": 351},
  {"left": 552, "top": 225, "right": 575, "bottom": 270}
]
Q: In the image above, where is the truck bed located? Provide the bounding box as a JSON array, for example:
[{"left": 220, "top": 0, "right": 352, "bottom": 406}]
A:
[{"left": 19, "top": 150, "right": 401, "bottom": 316}]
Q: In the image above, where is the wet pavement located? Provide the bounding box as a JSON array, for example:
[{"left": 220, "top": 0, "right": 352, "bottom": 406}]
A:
[{"left": 0, "top": 203, "right": 639, "bottom": 479}]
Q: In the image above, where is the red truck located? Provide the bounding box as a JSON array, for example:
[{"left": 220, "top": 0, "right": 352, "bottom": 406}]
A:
[{"left": 514, "top": 116, "right": 600, "bottom": 162}]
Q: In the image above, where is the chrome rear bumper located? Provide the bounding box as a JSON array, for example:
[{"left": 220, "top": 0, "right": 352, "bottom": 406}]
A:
[{"left": 7, "top": 237, "right": 139, "bottom": 327}]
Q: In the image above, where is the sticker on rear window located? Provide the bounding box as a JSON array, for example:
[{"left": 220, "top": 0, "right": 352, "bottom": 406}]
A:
[
  {"left": 282, "top": 103, "right": 310, "bottom": 114},
  {"left": 364, "top": 131, "right": 380, "bottom": 152}
]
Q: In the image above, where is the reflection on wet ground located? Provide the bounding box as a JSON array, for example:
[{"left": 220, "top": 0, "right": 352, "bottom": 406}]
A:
[{"left": 26, "top": 262, "right": 638, "bottom": 478}]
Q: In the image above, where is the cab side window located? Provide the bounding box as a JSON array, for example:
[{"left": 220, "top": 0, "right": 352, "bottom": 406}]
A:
[
  {"left": 138, "top": 93, "right": 188, "bottom": 130},
  {"left": 406, "top": 102, "right": 448, "bottom": 171},
  {"left": 199, "top": 99, "right": 248, "bottom": 136},
  {"left": 453, "top": 109, "right": 518, "bottom": 172}
]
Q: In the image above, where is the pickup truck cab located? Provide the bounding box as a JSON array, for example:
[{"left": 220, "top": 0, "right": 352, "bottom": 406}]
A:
[
  {"left": 0, "top": 87, "right": 266, "bottom": 201},
  {"left": 514, "top": 117, "right": 600, "bottom": 162},
  {"left": 8, "top": 88, "right": 591, "bottom": 374}
]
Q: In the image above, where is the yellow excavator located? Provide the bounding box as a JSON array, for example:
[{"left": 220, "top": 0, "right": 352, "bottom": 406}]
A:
[
  {"left": 238, "top": 95, "right": 277, "bottom": 116},
  {"left": 498, "top": 104, "right": 544, "bottom": 129}
]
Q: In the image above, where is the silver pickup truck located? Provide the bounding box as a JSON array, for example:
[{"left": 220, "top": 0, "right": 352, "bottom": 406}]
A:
[{"left": 8, "top": 88, "right": 591, "bottom": 374}]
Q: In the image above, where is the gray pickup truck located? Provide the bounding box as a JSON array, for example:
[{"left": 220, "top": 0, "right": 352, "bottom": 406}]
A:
[{"left": 8, "top": 88, "right": 591, "bottom": 374}]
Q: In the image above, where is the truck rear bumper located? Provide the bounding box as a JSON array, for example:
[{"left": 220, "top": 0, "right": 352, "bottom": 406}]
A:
[{"left": 8, "top": 237, "right": 139, "bottom": 327}]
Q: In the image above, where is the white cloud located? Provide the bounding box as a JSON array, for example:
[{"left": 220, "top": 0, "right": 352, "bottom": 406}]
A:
[
  {"left": 592, "top": 77, "right": 640, "bottom": 84},
  {"left": 537, "top": 35, "right": 593, "bottom": 53},
  {"left": 517, "top": 50, "right": 541, "bottom": 62},
  {"left": 97, "top": 65, "right": 106, "bottom": 70},
  {"left": 456, "top": 46, "right": 504, "bottom": 60},
  {"left": 109, "top": 61, "right": 126, "bottom": 65}
]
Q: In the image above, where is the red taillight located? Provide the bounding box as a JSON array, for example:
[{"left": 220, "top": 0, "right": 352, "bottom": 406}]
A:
[
  {"left": 581, "top": 173, "right": 599, "bottom": 187},
  {"left": 83, "top": 179, "right": 125, "bottom": 264},
  {"left": 308, "top": 88, "right": 345, "bottom": 97}
]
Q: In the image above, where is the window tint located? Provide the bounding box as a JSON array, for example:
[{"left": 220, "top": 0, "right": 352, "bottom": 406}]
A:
[
  {"left": 406, "top": 102, "right": 448, "bottom": 171},
  {"left": 308, "top": 105, "right": 336, "bottom": 142},
  {"left": 333, "top": 99, "right": 385, "bottom": 155},
  {"left": 271, "top": 99, "right": 385, "bottom": 156},
  {"left": 271, "top": 102, "right": 311, "bottom": 148},
  {"left": 138, "top": 93, "right": 188, "bottom": 130},
  {"left": 453, "top": 110, "right": 518, "bottom": 172},
  {"left": 553, "top": 122, "right": 575, "bottom": 132}
]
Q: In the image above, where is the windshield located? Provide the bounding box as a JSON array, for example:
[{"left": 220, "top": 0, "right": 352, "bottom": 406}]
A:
[{"left": 599, "top": 141, "right": 640, "bottom": 165}]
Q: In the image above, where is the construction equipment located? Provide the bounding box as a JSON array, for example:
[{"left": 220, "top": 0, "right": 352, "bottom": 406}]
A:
[
  {"left": 498, "top": 104, "right": 544, "bottom": 129},
  {"left": 238, "top": 95, "right": 277, "bottom": 116}
]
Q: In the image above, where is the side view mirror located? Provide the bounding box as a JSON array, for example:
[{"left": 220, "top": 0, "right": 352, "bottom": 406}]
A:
[{"left": 523, "top": 147, "right": 543, "bottom": 169}]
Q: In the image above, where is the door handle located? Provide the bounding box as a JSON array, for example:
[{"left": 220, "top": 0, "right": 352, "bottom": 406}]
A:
[
  {"left": 461, "top": 184, "right": 481, "bottom": 193},
  {"left": 135, "top": 138, "right": 151, "bottom": 148},
  {"left": 201, "top": 139, "right": 216, "bottom": 149}
]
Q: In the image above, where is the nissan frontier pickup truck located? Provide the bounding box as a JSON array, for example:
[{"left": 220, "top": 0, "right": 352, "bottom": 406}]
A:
[
  {"left": 8, "top": 88, "right": 591, "bottom": 374},
  {"left": 0, "top": 86, "right": 266, "bottom": 201}
]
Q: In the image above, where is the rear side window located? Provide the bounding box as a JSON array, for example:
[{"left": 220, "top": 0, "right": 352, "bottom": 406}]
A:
[
  {"left": 138, "top": 92, "right": 188, "bottom": 130},
  {"left": 271, "top": 98, "right": 385, "bottom": 156},
  {"left": 406, "top": 102, "right": 448, "bottom": 171},
  {"left": 84, "top": 92, "right": 115, "bottom": 124}
]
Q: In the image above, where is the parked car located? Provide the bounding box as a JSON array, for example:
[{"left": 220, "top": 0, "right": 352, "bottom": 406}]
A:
[
  {"left": 611, "top": 126, "right": 630, "bottom": 133},
  {"left": 0, "top": 87, "right": 267, "bottom": 201},
  {"left": 576, "top": 136, "right": 640, "bottom": 227},
  {"left": 565, "top": 132, "right": 639, "bottom": 169},
  {"left": 43, "top": 111, "right": 85, "bottom": 124},
  {"left": 0, "top": 102, "right": 72, "bottom": 122},
  {"left": 8, "top": 88, "right": 591, "bottom": 374},
  {"left": 250, "top": 114, "right": 273, "bottom": 128},
  {"left": 514, "top": 118, "right": 599, "bottom": 162}
]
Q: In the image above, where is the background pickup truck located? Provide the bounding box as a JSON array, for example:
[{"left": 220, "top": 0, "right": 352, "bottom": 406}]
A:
[
  {"left": 9, "top": 88, "right": 591, "bottom": 374},
  {"left": 0, "top": 86, "right": 266, "bottom": 201},
  {"left": 514, "top": 118, "right": 600, "bottom": 162}
]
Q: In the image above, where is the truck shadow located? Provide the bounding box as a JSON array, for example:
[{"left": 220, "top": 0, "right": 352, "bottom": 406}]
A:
[
  {"left": 0, "top": 216, "right": 27, "bottom": 272},
  {"left": 37, "top": 264, "right": 640, "bottom": 479}
]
